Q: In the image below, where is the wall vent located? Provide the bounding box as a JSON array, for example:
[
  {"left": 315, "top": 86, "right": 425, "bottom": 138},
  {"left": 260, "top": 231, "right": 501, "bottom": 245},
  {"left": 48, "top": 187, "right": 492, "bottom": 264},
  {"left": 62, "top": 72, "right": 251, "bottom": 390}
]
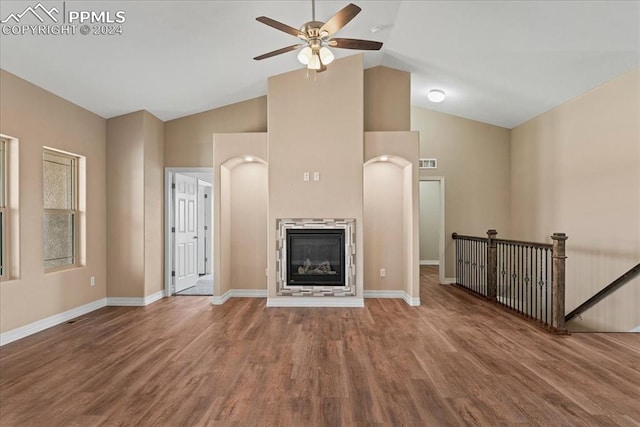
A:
[{"left": 419, "top": 158, "right": 437, "bottom": 169}]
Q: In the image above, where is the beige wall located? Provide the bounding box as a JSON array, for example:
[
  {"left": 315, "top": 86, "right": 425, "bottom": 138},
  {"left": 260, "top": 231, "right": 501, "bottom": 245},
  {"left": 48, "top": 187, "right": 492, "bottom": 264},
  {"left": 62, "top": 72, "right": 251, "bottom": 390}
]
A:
[
  {"left": 267, "top": 55, "right": 364, "bottom": 300},
  {"left": 364, "top": 66, "right": 411, "bottom": 131},
  {"left": 164, "top": 66, "right": 407, "bottom": 168},
  {"left": 411, "top": 107, "right": 511, "bottom": 279},
  {"left": 0, "top": 70, "right": 107, "bottom": 333},
  {"left": 143, "top": 112, "right": 165, "bottom": 296},
  {"left": 420, "top": 181, "right": 441, "bottom": 262},
  {"left": 364, "top": 162, "right": 404, "bottom": 291},
  {"left": 213, "top": 133, "right": 268, "bottom": 296},
  {"left": 511, "top": 68, "right": 640, "bottom": 332},
  {"left": 107, "top": 110, "right": 165, "bottom": 298},
  {"left": 230, "top": 163, "right": 268, "bottom": 290},
  {"left": 164, "top": 97, "right": 267, "bottom": 167}
]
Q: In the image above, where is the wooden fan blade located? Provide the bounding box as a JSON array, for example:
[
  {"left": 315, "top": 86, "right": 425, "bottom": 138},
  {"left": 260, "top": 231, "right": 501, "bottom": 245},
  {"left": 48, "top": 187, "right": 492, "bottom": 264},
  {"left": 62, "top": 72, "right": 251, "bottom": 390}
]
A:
[
  {"left": 256, "top": 16, "right": 306, "bottom": 39},
  {"left": 254, "top": 44, "right": 303, "bottom": 60},
  {"left": 319, "top": 3, "right": 361, "bottom": 37},
  {"left": 328, "top": 38, "right": 383, "bottom": 50}
]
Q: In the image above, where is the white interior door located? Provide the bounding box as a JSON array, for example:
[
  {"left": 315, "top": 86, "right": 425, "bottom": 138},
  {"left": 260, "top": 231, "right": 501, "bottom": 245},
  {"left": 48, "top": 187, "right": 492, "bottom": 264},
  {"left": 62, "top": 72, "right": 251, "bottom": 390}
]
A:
[{"left": 174, "top": 173, "right": 199, "bottom": 292}]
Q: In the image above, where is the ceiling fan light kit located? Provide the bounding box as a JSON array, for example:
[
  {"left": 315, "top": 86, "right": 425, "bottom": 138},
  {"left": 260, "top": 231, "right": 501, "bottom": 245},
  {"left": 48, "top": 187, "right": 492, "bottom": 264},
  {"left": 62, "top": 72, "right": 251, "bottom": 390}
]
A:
[{"left": 254, "top": 1, "right": 383, "bottom": 72}]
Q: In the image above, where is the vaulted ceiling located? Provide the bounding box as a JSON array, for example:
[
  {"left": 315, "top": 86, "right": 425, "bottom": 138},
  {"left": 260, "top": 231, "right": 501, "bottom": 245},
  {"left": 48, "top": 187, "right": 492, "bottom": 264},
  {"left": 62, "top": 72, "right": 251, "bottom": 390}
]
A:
[{"left": 1, "top": 1, "right": 638, "bottom": 128}]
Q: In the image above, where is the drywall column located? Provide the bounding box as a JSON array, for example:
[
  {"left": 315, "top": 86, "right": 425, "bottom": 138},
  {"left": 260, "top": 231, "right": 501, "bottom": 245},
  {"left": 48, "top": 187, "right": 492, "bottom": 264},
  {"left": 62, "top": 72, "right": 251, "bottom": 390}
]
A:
[
  {"left": 143, "top": 112, "right": 165, "bottom": 297},
  {"left": 267, "top": 55, "right": 365, "bottom": 306},
  {"left": 107, "top": 112, "right": 145, "bottom": 298},
  {"left": 107, "top": 110, "right": 164, "bottom": 299}
]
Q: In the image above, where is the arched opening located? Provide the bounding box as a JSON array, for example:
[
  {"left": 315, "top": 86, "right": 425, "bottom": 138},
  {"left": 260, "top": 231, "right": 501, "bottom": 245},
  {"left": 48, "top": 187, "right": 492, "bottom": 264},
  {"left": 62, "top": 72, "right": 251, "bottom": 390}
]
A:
[
  {"left": 217, "top": 155, "right": 268, "bottom": 300},
  {"left": 363, "top": 155, "right": 419, "bottom": 305}
]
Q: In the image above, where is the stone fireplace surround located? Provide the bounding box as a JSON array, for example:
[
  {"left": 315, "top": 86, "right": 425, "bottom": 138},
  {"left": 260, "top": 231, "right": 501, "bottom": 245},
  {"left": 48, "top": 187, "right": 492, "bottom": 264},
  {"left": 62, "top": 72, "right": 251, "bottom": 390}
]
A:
[{"left": 276, "top": 218, "right": 356, "bottom": 297}]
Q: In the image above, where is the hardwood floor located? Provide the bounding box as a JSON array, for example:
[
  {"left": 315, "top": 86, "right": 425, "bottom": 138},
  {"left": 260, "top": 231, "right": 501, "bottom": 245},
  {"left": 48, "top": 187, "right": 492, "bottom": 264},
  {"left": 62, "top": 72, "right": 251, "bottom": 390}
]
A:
[{"left": 1, "top": 266, "right": 639, "bottom": 426}]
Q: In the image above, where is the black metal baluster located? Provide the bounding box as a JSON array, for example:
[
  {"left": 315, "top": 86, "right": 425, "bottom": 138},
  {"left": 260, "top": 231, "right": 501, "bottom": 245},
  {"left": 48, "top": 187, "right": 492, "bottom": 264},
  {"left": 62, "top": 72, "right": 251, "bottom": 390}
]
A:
[
  {"left": 536, "top": 250, "right": 544, "bottom": 322},
  {"left": 515, "top": 245, "right": 522, "bottom": 312},
  {"left": 472, "top": 240, "right": 476, "bottom": 293},
  {"left": 529, "top": 246, "right": 533, "bottom": 318},
  {"left": 547, "top": 249, "right": 553, "bottom": 325},
  {"left": 465, "top": 239, "right": 469, "bottom": 290}
]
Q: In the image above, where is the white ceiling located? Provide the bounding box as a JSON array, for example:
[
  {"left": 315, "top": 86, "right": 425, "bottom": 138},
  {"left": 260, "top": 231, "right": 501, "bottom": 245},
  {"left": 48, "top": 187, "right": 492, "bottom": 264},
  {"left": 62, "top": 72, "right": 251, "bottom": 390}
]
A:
[{"left": 1, "top": 1, "right": 638, "bottom": 128}]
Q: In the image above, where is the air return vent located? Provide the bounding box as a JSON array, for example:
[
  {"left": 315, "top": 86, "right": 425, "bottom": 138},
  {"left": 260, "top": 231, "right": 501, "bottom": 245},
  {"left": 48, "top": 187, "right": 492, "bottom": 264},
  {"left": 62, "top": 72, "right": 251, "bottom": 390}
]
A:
[{"left": 419, "top": 158, "right": 437, "bottom": 169}]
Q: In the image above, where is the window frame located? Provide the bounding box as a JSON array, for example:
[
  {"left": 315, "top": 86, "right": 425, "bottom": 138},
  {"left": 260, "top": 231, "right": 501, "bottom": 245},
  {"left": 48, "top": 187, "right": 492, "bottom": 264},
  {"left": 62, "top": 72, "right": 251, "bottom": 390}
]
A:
[
  {"left": 43, "top": 148, "right": 80, "bottom": 273},
  {"left": 0, "top": 138, "right": 6, "bottom": 279}
]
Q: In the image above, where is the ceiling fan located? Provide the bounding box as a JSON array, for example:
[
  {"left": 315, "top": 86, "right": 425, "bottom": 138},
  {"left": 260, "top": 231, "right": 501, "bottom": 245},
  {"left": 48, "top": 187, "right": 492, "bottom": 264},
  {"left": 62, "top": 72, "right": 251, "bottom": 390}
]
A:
[{"left": 253, "top": 0, "right": 383, "bottom": 72}]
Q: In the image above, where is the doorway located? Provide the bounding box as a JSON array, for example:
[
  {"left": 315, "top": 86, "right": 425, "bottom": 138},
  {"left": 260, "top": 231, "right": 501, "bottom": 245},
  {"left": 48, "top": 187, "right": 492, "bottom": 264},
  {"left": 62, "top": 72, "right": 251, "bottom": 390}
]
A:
[
  {"left": 419, "top": 177, "right": 445, "bottom": 285},
  {"left": 164, "top": 168, "right": 214, "bottom": 296}
]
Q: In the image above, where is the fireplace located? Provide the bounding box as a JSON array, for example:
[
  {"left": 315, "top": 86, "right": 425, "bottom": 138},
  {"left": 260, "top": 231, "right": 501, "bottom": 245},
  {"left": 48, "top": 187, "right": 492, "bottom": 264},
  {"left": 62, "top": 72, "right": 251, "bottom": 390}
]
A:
[
  {"left": 287, "top": 229, "right": 345, "bottom": 286},
  {"left": 276, "top": 218, "right": 356, "bottom": 297}
]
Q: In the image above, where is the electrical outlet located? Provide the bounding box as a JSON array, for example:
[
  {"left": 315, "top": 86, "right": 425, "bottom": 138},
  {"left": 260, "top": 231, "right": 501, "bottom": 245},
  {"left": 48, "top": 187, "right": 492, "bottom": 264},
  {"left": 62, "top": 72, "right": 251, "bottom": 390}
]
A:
[
  {"left": 90, "top": 276, "right": 96, "bottom": 286},
  {"left": 379, "top": 269, "right": 386, "bottom": 278},
  {"left": 313, "top": 172, "right": 320, "bottom": 181},
  {"left": 303, "top": 172, "right": 310, "bottom": 182}
]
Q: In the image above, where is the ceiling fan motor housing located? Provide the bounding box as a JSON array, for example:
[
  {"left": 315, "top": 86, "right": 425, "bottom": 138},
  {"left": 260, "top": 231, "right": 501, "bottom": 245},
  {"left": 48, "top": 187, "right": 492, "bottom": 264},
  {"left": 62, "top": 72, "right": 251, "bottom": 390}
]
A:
[{"left": 300, "top": 21, "right": 327, "bottom": 41}]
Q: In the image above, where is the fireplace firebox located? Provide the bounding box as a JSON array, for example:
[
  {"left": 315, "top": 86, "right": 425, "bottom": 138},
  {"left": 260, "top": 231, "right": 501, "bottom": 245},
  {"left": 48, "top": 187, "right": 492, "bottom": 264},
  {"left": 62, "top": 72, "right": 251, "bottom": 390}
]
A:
[{"left": 286, "top": 229, "right": 345, "bottom": 286}]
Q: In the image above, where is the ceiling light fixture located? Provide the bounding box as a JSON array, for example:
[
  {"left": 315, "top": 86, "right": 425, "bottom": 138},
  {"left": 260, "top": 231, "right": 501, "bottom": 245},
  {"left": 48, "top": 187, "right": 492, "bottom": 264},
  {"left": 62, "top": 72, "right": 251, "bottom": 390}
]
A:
[
  {"left": 427, "top": 89, "right": 446, "bottom": 103},
  {"left": 298, "top": 46, "right": 334, "bottom": 70},
  {"left": 297, "top": 46, "right": 312, "bottom": 65},
  {"left": 319, "top": 46, "right": 334, "bottom": 65},
  {"left": 307, "top": 52, "right": 322, "bottom": 70}
]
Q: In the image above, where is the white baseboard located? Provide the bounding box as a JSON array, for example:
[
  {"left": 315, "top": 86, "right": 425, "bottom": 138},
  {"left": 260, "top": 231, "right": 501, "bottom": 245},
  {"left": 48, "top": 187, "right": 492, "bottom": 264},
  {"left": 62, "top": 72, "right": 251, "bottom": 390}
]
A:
[
  {"left": 107, "top": 291, "right": 164, "bottom": 307},
  {"left": 630, "top": 325, "right": 640, "bottom": 333},
  {"left": 364, "top": 290, "right": 420, "bottom": 306},
  {"left": 442, "top": 277, "right": 456, "bottom": 285},
  {"left": 0, "top": 298, "right": 107, "bottom": 346},
  {"left": 420, "top": 260, "right": 440, "bottom": 266},
  {"left": 212, "top": 289, "right": 267, "bottom": 305},
  {"left": 266, "top": 297, "right": 364, "bottom": 308}
]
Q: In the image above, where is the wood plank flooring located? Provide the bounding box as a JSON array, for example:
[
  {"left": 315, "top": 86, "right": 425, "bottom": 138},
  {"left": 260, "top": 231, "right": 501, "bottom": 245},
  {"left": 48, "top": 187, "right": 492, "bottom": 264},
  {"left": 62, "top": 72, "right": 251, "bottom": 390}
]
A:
[{"left": 1, "top": 266, "right": 639, "bottom": 426}]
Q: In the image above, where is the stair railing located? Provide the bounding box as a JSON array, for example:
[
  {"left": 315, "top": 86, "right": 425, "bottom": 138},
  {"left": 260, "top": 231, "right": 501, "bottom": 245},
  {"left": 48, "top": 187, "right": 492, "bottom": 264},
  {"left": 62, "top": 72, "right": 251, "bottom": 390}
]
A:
[
  {"left": 565, "top": 262, "right": 640, "bottom": 323},
  {"left": 452, "top": 230, "right": 567, "bottom": 332}
]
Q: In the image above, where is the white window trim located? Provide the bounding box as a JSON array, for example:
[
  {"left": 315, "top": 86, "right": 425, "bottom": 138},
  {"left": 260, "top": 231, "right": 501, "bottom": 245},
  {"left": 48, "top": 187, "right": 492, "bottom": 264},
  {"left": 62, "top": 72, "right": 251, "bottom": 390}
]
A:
[
  {"left": 43, "top": 147, "right": 80, "bottom": 273},
  {"left": 0, "top": 135, "right": 19, "bottom": 281},
  {"left": 0, "top": 138, "right": 6, "bottom": 279}
]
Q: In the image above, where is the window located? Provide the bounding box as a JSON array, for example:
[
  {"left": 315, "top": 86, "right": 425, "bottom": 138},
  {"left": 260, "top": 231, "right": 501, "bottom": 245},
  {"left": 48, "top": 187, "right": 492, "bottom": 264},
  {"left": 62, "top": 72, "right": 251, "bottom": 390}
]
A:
[
  {"left": 43, "top": 149, "right": 79, "bottom": 270},
  {"left": 0, "top": 139, "right": 6, "bottom": 278}
]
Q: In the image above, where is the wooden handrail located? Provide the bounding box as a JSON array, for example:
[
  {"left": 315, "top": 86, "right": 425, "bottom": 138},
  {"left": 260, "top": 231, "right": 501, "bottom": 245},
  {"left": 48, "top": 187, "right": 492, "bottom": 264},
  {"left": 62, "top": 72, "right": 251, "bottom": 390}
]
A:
[
  {"left": 452, "top": 230, "right": 567, "bottom": 332},
  {"left": 565, "top": 263, "right": 640, "bottom": 323}
]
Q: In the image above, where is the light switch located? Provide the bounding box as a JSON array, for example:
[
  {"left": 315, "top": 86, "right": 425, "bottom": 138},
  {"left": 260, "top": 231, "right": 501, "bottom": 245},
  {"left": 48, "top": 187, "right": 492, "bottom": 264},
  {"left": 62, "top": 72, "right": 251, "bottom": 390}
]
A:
[
  {"left": 303, "top": 172, "right": 310, "bottom": 181},
  {"left": 313, "top": 172, "right": 320, "bottom": 181}
]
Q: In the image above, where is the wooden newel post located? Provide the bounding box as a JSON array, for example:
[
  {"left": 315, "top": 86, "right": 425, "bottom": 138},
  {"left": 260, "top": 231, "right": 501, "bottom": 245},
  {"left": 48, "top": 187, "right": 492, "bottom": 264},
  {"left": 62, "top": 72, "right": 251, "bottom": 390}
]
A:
[
  {"left": 486, "top": 229, "right": 498, "bottom": 302},
  {"left": 551, "top": 233, "right": 568, "bottom": 331}
]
